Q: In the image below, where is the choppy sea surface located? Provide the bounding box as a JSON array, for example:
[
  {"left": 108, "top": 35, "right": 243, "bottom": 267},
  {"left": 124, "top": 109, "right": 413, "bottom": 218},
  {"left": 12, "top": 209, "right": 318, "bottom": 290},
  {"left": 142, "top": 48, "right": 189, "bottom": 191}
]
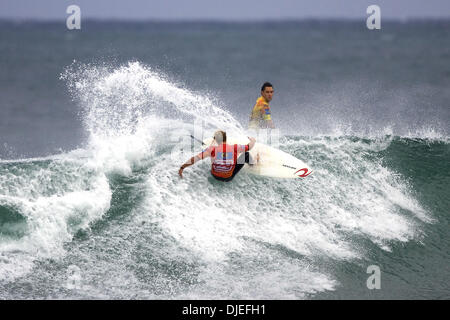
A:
[{"left": 0, "top": 20, "right": 449, "bottom": 299}]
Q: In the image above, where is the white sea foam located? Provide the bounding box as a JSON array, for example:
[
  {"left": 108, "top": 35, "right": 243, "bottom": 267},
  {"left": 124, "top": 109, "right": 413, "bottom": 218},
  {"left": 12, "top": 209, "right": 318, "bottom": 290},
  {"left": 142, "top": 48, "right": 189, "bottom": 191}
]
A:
[{"left": 0, "top": 62, "right": 434, "bottom": 298}]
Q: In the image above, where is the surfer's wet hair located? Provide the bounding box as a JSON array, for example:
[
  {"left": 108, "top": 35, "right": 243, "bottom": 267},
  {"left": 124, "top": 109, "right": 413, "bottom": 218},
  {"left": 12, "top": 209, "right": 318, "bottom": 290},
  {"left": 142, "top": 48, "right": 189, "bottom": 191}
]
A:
[
  {"left": 261, "top": 82, "right": 273, "bottom": 92},
  {"left": 214, "top": 130, "right": 227, "bottom": 144}
]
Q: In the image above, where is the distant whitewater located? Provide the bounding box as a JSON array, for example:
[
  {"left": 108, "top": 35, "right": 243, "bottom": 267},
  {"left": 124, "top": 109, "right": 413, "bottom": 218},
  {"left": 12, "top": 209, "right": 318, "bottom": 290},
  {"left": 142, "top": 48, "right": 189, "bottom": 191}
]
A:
[{"left": 1, "top": 62, "right": 448, "bottom": 299}]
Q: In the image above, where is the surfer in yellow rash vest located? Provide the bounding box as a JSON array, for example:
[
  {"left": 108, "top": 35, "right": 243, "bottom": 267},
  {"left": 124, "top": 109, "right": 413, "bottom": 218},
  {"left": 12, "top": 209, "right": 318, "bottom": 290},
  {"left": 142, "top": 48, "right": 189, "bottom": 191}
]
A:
[{"left": 249, "top": 82, "right": 275, "bottom": 130}]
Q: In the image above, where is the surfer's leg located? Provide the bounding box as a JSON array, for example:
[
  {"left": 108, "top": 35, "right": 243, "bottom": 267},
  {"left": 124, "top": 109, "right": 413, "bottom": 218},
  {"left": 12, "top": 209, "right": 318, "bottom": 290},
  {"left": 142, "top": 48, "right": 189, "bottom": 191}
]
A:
[
  {"left": 229, "top": 152, "right": 252, "bottom": 179},
  {"left": 237, "top": 152, "right": 253, "bottom": 165}
]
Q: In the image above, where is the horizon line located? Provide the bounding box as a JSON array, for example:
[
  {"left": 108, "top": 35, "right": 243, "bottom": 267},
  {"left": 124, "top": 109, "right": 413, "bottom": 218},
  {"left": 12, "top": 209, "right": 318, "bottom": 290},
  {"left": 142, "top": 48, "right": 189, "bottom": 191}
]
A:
[{"left": 1, "top": 16, "right": 450, "bottom": 23}]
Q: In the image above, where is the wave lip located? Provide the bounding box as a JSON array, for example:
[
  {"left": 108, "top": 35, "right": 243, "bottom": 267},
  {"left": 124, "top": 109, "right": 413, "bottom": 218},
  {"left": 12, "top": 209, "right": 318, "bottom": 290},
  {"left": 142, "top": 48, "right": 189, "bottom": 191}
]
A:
[{"left": 1, "top": 60, "right": 445, "bottom": 298}]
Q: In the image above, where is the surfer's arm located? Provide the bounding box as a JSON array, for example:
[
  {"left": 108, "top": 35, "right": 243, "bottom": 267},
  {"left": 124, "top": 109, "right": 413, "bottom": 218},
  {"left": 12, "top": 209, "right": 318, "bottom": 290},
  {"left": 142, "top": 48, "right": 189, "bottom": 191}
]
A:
[
  {"left": 262, "top": 107, "right": 275, "bottom": 129},
  {"left": 178, "top": 148, "right": 211, "bottom": 178},
  {"left": 178, "top": 155, "right": 201, "bottom": 178},
  {"left": 249, "top": 103, "right": 263, "bottom": 129}
]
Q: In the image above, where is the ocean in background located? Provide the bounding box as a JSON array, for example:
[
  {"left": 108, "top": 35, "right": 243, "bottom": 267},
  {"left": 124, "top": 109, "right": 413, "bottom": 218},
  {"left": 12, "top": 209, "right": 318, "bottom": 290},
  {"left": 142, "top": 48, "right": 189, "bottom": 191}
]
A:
[{"left": 0, "top": 20, "right": 449, "bottom": 299}]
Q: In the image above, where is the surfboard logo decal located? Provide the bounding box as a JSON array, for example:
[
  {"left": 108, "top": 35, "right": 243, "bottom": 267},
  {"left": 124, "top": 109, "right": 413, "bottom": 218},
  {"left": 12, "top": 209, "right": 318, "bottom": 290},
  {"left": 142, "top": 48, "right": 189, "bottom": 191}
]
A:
[{"left": 295, "top": 168, "right": 312, "bottom": 177}]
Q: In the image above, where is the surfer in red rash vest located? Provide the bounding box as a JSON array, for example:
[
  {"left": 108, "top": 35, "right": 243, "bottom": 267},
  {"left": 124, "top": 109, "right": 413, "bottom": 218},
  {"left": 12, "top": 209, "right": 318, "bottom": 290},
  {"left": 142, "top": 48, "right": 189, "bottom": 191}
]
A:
[{"left": 179, "top": 130, "right": 256, "bottom": 182}]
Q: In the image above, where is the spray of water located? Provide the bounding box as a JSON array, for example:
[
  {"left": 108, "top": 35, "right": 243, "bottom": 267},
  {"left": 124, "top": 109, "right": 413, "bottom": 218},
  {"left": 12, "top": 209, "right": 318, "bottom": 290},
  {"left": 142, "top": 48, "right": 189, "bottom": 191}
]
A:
[{"left": 0, "top": 62, "right": 434, "bottom": 299}]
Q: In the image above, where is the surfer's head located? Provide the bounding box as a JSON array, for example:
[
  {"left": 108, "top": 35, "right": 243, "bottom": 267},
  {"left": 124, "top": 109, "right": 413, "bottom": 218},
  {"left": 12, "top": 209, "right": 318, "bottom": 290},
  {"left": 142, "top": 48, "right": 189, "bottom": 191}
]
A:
[
  {"left": 261, "top": 82, "right": 274, "bottom": 102},
  {"left": 213, "top": 130, "right": 227, "bottom": 144}
]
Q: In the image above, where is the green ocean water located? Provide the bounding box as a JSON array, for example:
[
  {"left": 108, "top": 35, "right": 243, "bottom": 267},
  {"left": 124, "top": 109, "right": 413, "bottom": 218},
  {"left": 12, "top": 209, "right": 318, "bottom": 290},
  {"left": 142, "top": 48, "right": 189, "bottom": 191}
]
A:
[{"left": 0, "top": 134, "right": 448, "bottom": 299}]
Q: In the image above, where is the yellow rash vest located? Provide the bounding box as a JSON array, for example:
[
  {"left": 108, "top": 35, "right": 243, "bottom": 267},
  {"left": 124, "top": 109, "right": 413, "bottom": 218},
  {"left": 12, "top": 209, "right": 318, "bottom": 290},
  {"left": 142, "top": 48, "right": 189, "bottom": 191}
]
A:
[{"left": 249, "top": 96, "right": 272, "bottom": 129}]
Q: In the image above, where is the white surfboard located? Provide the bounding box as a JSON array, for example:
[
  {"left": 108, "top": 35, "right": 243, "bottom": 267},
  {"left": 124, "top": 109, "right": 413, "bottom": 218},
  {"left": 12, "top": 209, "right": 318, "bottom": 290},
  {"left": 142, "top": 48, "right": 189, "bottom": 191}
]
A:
[{"left": 202, "top": 136, "right": 313, "bottom": 179}]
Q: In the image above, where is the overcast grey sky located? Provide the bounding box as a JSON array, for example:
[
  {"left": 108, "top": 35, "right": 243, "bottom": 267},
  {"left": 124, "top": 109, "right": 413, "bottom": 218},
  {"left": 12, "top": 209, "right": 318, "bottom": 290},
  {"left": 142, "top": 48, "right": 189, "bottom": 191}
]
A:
[{"left": 1, "top": 0, "right": 449, "bottom": 20}]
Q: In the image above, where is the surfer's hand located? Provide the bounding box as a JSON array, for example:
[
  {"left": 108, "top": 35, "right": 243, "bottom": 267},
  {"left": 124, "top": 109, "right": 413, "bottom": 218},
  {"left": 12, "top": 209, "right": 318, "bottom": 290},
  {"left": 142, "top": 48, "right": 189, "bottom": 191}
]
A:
[
  {"left": 247, "top": 136, "right": 256, "bottom": 151},
  {"left": 178, "top": 167, "right": 184, "bottom": 178}
]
